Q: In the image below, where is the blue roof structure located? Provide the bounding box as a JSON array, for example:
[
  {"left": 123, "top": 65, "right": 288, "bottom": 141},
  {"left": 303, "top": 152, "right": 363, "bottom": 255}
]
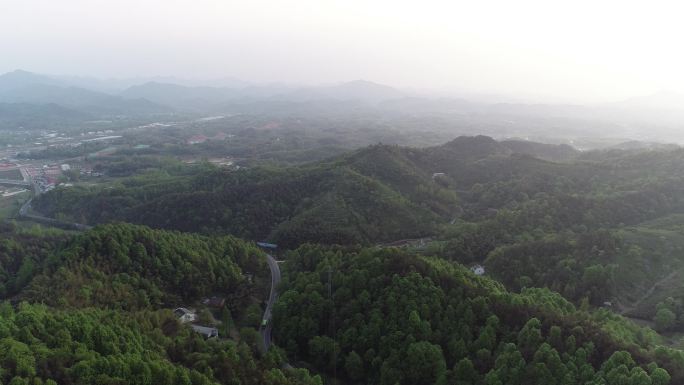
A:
[{"left": 257, "top": 242, "right": 278, "bottom": 249}]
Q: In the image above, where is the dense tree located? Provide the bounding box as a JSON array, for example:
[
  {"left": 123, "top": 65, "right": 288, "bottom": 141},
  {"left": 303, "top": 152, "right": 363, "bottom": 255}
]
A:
[
  {"left": 21, "top": 136, "right": 684, "bottom": 385},
  {"left": 0, "top": 223, "right": 67, "bottom": 297},
  {"left": 33, "top": 146, "right": 462, "bottom": 248},
  {"left": 404, "top": 341, "right": 447, "bottom": 385},
  {"left": 273, "top": 245, "right": 675, "bottom": 384},
  {"left": 344, "top": 351, "right": 364, "bottom": 381},
  {"left": 0, "top": 303, "right": 321, "bottom": 385},
  {"left": 655, "top": 308, "right": 677, "bottom": 332},
  {"left": 32, "top": 137, "right": 684, "bottom": 321},
  {"left": 20, "top": 223, "right": 267, "bottom": 310}
]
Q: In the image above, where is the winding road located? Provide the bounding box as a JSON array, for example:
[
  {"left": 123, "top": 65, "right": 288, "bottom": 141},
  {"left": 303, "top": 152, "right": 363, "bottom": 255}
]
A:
[{"left": 260, "top": 253, "right": 281, "bottom": 352}]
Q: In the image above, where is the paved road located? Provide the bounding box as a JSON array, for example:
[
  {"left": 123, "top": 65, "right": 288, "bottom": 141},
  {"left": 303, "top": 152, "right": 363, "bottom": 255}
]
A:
[
  {"left": 260, "top": 253, "right": 281, "bottom": 352},
  {"left": 15, "top": 169, "right": 90, "bottom": 231}
]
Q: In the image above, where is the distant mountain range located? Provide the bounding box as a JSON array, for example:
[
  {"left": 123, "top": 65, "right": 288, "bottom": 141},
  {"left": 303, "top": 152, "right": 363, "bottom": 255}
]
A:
[
  {"left": 608, "top": 90, "right": 684, "bottom": 111},
  {"left": 119, "top": 82, "right": 243, "bottom": 110},
  {"left": 120, "top": 79, "right": 406, "bottom": 110},
  {"left": 0, "top": 102, "right": 90, "bottom": 129},
  {"left": 0, "top": 70, "right": 171, "bottom": 116},
  {"left": 4, "top": 69, "right": 684, "bottom": 142},
  {"left": 0, "top": 69, "right": 413, "bottom": 117},
  {"left": 0, "top": 70, "right": 63, "bottom": 92}
]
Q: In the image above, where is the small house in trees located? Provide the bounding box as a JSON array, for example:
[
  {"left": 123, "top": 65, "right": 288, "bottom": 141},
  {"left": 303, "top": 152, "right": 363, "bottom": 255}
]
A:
[
  {"left": 174, "top": 307, "right": 197, "bottom": 323},
  {"left": 191, "top": 325, "right": 219, "bottom": 338},
  {"left": 471, "top": 264, "right": 485, "bottom": 276}
]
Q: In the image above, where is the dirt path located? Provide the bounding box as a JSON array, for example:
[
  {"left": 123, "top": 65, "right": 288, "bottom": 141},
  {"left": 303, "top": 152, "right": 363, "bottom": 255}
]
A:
[{"left": 619, "top": 270, "right": 679, "bottom": 315}]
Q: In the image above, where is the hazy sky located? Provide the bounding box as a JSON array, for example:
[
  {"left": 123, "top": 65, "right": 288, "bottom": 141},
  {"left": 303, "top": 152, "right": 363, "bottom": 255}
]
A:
[{"left": 2, "top": 0, "right": 684, "bottom": 102}]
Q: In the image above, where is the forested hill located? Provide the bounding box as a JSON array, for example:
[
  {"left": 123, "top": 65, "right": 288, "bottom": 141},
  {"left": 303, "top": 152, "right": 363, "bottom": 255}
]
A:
[
  {"left": 0, "top": 304, "right": 322, "bottom": 385},
  {"left": 0, "top": 223, "right": 323, "bottom": 385},
  {"left": 427, "top": 135, "right": 579, "bottom": 163},
  {"left": 32, "top": 144, "right": 460, "bottom": 247},
  {"left": 1, "top": 222, "right": 680, "bottom": 384},
  {"left": 32, "top": 136, "right": 582, "bottom": 248},
  {"left": 273, "top": 244, "right": 675, "bottom": 384},
  {"left": 32, "top": 135, "right": 684, "bottom": 325},
  {"left": 19, "top": 223, "right": 266, "bottom": 309},
  {"left": 0, "top": 223, "right": 68, "bottom": 298}
]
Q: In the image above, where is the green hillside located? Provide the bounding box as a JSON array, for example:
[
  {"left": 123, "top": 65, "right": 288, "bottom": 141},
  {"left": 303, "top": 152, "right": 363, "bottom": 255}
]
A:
[
  {"left": 273, "top": 244, "right": 676, "bottom": 384},
  {"left": 21, "top": 223, "right": 266, "bottom": 309},
  {"left": 28, "top": 136, "right": 582, "bottom": 248},
  {"left": 0, "top": 223, "right": 325, "bottom": 385},
  {"left": 33, "top": 145, "right": 461, "bottom": 247},
  {"left": 29, "top": 136, "right": 684, "bottom": 328},
  {"left": 0, "top": 223, "right": 68, "bottom": 297},
  {"left": 0, "top": 304, "right": 320, "bottom": 385},
  {"left": 3, "top": 221, "right": 681, "bottom": 384}
]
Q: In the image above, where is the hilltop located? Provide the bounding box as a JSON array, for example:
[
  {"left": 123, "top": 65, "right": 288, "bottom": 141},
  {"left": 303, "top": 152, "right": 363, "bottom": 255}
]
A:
[
  {"left": 274, "top": 244, "right": 676, "bottom": 384},
  {"left": 30, "top": 136, "right": 585, "bottom": 248}
]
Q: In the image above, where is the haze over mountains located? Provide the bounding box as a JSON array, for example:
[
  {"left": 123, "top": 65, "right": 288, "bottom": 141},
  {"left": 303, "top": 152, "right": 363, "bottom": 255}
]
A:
[
  {"left": 4, "top": 69, "right": 684, "bottom": 144},
  {"left": 0, "top": 70, "right": 407, "bottom": 108},
  {"left": 12, "top": 1, "right": 684, "bottom": 383}
]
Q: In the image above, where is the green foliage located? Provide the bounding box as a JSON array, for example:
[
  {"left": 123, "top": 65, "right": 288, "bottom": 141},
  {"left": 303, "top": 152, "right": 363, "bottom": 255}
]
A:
[
  {"left": 33, "top": 137, "right": 684, "bottom": 322},
  {"left": 404, "top": 341, "right": 447, "bottom": 385},
  {"left": 272, "top": 245, "right": 673, "bottom": 384},
  {"left": 20, "top": 223, "right": 265, "bottom": 310},
  {"left": 21, "top": 135, "right": 684, "bottom": 384},
  {"left": 344, "top": 351, "right": 364, "bottom": 381},
  {"left": 655, "top": 308, "right": 677, "bottom": 332},
  {"left": 33, "top": 144, "right": 461, "bottom": 247},
  {"left": 0, "top": 302, "right": 320, "bottom": 385},
  {"left": 0, "top": 223, "right": 67, "bottom": 297}
]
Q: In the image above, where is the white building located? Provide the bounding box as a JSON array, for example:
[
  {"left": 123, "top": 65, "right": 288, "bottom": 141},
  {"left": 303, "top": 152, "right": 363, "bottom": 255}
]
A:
[
  {"left": 471, "top": 264, "right": 485, "bottom": 276},
  {"left": 173, "top": 307, "right": 197, "bottom": 323},
  {"left": 191, "top": 325, "right": 219, "bottom": 338}
]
